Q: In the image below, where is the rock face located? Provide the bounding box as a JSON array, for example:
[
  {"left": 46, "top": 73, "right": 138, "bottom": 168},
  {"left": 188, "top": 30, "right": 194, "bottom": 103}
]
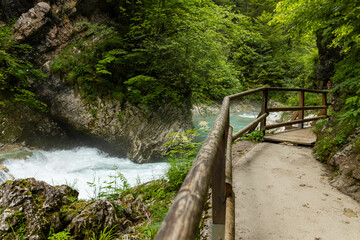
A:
[
  {"left": 36, "top": 76, "right": 192, "bottom": 163},
  {"left": 0, "top": 178, "right": 153, "bottom": 239},
  {"left": 327, "top": 127, "right": 360, "bottom": 202},
  {"left": 0, "top": 178, "right": 79, "bottom": 239},
  {"left": 0, "top": 101, "right": 70, "bottom": 150},
  {"left": 14, "top": 2, "right": 52, "bottom": 42},
  {"left": 0, "top": 0, "right": 193, "bottom": 163}
]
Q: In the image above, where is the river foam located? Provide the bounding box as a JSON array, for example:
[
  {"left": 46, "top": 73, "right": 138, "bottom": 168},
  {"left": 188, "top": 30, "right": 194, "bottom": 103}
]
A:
[{"left": 2, "top": 147, "right": 168, "bottom": 199}]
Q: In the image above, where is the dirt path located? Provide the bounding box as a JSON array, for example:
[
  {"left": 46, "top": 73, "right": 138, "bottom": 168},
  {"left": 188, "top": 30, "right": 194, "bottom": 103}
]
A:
[{"left": 232, "top": 142, "right": 360, "bottom": 240}]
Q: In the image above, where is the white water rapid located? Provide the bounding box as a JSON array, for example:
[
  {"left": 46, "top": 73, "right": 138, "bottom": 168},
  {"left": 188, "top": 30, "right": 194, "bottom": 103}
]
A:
[
  {"left": 1, "top": 111, "right": 260, "bottom": 200},
  {"left": 2, "top": 147, "right": 168, "bottom": 199}
]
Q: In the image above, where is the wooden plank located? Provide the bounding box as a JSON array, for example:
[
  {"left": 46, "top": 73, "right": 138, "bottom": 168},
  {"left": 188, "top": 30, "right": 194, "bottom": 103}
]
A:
[
  {"left": 225, "top": 191, "right": 235, "bottom": 240},
  {"left": 260, "top": 89, "right": 268, "bottom": 133},
  {"left": 285, "top": 111, "right": 299, "bottom": 130},
  {"left": 299, "top": 90, "right": 305, "bottom": 128},
  {"left": 225, "top": 126, "right": 235, "bottom": 240},
  {"left": 265, "top": 115, "right": 326, "bottom": 130},
  {"left": 212, "top": 115, "right": 228, "bottom": 229},
  {"left": 264, "top": 128, "right": 316, "bottom": 145},
  {"left": 267, "top": 105, "right": 327, "bottom": 112},
  {"left": 225, "top": 126, "right": 233, "bottom": 187},
  {"left": 155, "top": 97, "right": 230, "bottom": 240},
  {"left": 228, "top": 87, "right": 266, "bottom": 101},
  {"left": 322, "top": 93, "right": 328, "bottom": 116},
  {"left": 267, "top": 87, "right": 330, "bottom": 94}
]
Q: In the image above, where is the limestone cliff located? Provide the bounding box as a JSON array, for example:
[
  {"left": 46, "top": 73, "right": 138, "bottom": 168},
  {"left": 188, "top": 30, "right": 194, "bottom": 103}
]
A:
[{"left": 0, "top": 0, "right": 193, "bottom": 163}]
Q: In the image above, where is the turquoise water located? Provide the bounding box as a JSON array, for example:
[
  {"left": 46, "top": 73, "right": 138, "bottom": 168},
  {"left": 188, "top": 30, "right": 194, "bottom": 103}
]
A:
[{"left": 192, "top": 112, "right": 257, "bottom": 140}]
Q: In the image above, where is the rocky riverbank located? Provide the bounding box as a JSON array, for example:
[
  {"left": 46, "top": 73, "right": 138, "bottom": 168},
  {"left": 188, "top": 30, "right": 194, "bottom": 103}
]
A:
[{"left": 0, "top": 178, "right": 173, "bottom": 240}]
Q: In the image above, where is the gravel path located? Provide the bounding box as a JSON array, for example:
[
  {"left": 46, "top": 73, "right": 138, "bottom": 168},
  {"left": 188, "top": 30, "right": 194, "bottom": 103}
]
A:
[{"left": 232, "top": 142, "right": 360, "bottom": 240}]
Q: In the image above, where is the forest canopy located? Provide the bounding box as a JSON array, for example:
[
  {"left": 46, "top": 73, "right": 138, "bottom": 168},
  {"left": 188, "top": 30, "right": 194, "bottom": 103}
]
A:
[
  {"left": 1, "top": 0, "right": 359, "bottom": 122},
  {"left": 48, "top": 0, "right": 315, "bottom": 108}
]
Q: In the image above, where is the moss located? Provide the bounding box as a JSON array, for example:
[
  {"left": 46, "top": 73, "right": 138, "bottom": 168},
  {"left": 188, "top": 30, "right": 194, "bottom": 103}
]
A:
[{"left": 314, "top": 119, "right": 355, "bottom": 162}]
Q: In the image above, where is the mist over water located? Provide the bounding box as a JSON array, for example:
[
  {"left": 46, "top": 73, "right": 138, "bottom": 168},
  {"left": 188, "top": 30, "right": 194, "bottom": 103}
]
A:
[{"left": 3, "top": 147, "right": 168, "bottom": 199}]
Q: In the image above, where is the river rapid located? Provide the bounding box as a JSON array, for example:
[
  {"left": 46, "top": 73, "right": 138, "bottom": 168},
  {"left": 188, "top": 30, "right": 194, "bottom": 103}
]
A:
[{"left": 1, "top": 112, "right": 258, "bottom": 199}]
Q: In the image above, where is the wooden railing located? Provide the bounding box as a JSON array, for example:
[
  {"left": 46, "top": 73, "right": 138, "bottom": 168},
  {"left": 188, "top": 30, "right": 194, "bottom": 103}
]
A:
[{"left": 154, "top": 87, "right": 329, "bottom": 240}]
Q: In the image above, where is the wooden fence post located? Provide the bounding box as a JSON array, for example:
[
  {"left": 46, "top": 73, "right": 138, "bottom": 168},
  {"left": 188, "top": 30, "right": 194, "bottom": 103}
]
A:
[
  {"left": 260, "top": 89, "right": 268, "bottom": 134},
  {"left": 298, "top": 90, "right": 305, "bottom": 128},
  {"left": 322, "top": 92, "right": 327, "bottom": 116},
  {"left": 212, "top": 112, "right": 229, "bottom": 240}
]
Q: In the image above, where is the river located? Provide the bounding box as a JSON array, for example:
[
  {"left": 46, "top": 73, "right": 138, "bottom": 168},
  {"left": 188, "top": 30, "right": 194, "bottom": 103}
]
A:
[{"left": 1, "top": 112, "right": 257, "bottom": 199}]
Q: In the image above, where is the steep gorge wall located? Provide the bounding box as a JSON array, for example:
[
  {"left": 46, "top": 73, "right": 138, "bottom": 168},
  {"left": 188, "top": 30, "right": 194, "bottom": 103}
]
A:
[{"left": 0, "top": 0, "right": 193, "bottom": 163}]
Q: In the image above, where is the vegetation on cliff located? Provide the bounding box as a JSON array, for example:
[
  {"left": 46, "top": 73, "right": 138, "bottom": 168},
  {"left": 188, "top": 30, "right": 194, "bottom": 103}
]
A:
[
  {"left": 0, "top": 24, "right": 47, "bottom": 112},
  {"left": 48, "top": 0, "right": 315, "bottom": 110}
]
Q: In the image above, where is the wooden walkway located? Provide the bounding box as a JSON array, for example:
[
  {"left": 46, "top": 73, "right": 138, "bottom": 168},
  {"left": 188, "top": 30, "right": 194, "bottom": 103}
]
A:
[
  {"left": 264, "top": 127, "right": 316, "bottom": 146},
  {"left": 155, "top": 88, "right": 330, "bottom": 240}
]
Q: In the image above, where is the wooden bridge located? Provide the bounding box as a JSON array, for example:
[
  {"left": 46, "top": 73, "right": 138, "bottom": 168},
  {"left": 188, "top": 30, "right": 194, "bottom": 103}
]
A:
[{"left": 154, "top": 87, "right": 330, "bottom": 240}]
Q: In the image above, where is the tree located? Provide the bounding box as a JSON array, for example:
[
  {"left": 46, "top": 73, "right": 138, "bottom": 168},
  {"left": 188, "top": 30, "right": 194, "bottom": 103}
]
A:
[
  {"left": 274, "top": 0, "right": 360, "bottom": 125},
  {"left": 0, "top": 24, "right": 47, "bottom": 111}
]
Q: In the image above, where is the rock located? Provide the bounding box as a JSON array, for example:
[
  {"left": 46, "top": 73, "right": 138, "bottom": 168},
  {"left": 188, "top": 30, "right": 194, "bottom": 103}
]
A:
[
  {"left": 0, "top": 149, "right": 32, "bottom": 162},
  {"left": 0, "top": 165, "right": 9, "bottom": 172},
  {"left": 0, "top": 178, "right": 79, "bottom": 239},
  {"left": 14, "top": 2, "right": 52, "bottom": 42},
  {"left": 67, "top": 200, "right": 119, "bottom": 239},
  {"left": 326, "top": 127, "right": 360, "bottom": 202},
  {"left": 38, "top": 79, "right": 193, "bottom": 163},
  {"left": 0, "top": 101, "right": 70, "bottom": 151}
]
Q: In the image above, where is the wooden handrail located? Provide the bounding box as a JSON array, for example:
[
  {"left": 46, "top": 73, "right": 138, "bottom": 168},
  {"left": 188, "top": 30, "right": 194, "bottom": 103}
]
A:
[
  {"left": 267, "top": 87, "right": 329, "bottom": 94},
  {"left": 155, "top": 87, "right": 329, "bottom": 240},
  {"left": 155, "top": 97, "right": 230, "bottom": 239},
  {"left": 267, "top": 105, "right": 327, "bottom": 112},
  {"left": 265, "top": 115, "right": 327, "bottom": 130}
]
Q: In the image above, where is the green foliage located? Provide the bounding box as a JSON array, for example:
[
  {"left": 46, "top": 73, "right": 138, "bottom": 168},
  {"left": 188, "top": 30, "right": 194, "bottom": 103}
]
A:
[
  {"left": 314, "top": 119, "right": 354, "bottom": 162},
  {"left": 273, "top": 0, "right": 360, "bottom": 53},
  {"left": 273, "top": 0, "right": 360, "bottom": 162},
  {"left": 332, "top": 49, "right": 360, "bottom": 127},
  {"left": 241, "top": 130, "right": 264, "bottom": 142},
  {"left": 232, "top": 3, "right": 314, "bottom": 89},
  {"left": 14, "top": 89, "right": 48, "bottom": 112},
  {"left": 48, "top": 230, "right": 71, "bottom": 240},
  {"left": 90, "top": 226, "right": 116, "bottom": 240},
  {"left": 0, "top": 24, "right": 47, "bottom": 112},
  {"left": 163, "top": 129, "right": 204, "bottom": 191},
  {"left": 51, "top": 22, "right": 126, "bottom": 103},
  {"left": 7, "top": 211, "right": 27, "bottom": 240},
  {"left": 87, "top": 168, "right": 130, "bottom": 200},
  {"left": 124, "top": 75, "right": 182, "bottom": 108}
]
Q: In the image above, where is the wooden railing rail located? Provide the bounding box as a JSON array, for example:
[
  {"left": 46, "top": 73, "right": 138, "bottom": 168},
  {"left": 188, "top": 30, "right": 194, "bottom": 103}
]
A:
[{"left": 155, "top": 87, "right": 329, "bottom": 240}]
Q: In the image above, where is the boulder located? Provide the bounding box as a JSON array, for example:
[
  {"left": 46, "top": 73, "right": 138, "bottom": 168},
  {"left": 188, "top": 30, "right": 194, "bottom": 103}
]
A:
[
  {"left": 0, "top": 178, "right": 79, "bottom": 239},
  {"left": 66, "top": 200, "right": 118, "bottom": 239},
  {"left": 14, "top": 2, "right": 52, "bottom": 42}
]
